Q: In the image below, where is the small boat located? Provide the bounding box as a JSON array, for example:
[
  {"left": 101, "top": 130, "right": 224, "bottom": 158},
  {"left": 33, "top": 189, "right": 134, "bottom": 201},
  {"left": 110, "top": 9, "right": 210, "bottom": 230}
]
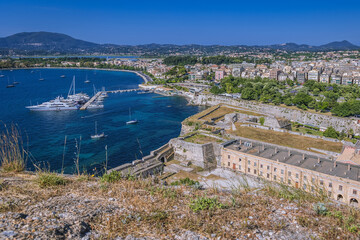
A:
[
  {"left": 39, "top": 71, "right": 44, "bottom": 81},
  {"left": 91, "top": 121, "right": 106, "bottom": 139},
  {"left": 126, "top": 107, "right": 138, "bottom": 125},
  {"left": 84, "top": 74, "right": 90, "bottom": 83},
  {"left": 6, "top": 77, "right": 15, "bottom": 88},
  {"left": 0, "top": 71, "right": 4, "bottom": 78},
  {"left": 60, "top": 75, "right": 66, "bottom": 78}
]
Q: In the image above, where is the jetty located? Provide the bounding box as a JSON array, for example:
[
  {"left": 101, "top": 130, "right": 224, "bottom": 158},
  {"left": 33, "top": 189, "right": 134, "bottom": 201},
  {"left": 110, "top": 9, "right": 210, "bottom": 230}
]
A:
[
  {"left": 107, "top": 88, "right": 141, "bottom": 94},
  {"left": 80, "top": 92, "right": 102, "bottom": 110}
]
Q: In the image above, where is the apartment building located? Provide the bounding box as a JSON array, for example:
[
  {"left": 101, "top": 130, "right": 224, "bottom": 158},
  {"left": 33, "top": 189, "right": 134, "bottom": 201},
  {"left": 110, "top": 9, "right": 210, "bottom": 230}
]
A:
[
  {"left": 221, "top": 139, "right": 360, "bottom": 207},
  {"left": 308, "top": 70, "right": 320, "bottom": 81}
]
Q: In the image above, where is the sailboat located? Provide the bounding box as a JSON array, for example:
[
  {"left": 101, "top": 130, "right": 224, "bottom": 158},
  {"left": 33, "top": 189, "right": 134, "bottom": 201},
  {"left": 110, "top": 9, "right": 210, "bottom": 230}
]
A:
[
  {"left": 91, "top": 121, "right": 106, "bottom": 139},
  {"left": 6, "top": 77, "right": 15, "bottom": 88},
  {"left": 60, "top": 75, "right": 66, "bottom": 78},
  {"left": 126, "top": 108, "right": 138, "bottom": 125},
  {"left": 39, "top": 71, "right": 44, "bottom": 81},
  {"left": 84, "top": 74, "right": 90, "bottom": 83}
]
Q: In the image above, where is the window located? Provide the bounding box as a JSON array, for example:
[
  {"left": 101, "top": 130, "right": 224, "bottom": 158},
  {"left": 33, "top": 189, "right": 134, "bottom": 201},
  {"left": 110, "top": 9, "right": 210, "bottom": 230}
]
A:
[
  {"left": 260, "top": 164, "right": 263, "bottom": 168},
  {"left": 296, "top": 173, "right": 299, "bottom": 179},
  {"left": 248, "top": 160, "right": 250, "bottom": 165},
  {"left": 267, "top": 173, "right": 270, "bottom": 179},
  {"left": 274, "top": 167, "right": 277, "bottom": 172},
  {"left": 303, "top": 184, "right": 307, "bottom": 190},
  {"left": 288, "top": 179, "right": 291, "bottom": 185},
  {"left": 239, "top": 158, "right": 242, "bottom": 162},
  {"left": 311, "top": 186, "right": 315, "bottom": 192},
  {"left": 228, "top": 155, "right": 230, "bottom": 159},
  {"left": 339, "top": 185, "right": 343, "bottom": 191},
  {"left": 312, "top": 177, "right": 315, "bottom": 183},
  {"left": 248, "top": 168, "right": 250, "bottom": 173},
  {"left": 228, "top": 162, "right": 230, "bottom": 167},
  {"left": 329, "top": 182, "right": 332, "bottom": 188},
  {"left": 320, "top": 180, "right": 324, "bottom": 186},
  {"left": 328, "top": 191, "right": 332, "bottom": 197},
  {"left": 281, "top": 177, "right": 284, "bottom": 183},
  {"left": 353, "top": 190, "right": 357, "bottom": 195},
  {"left": 254, "top": 162, "right": 257, "bottom": 167},
  {"left": 267, "top": 166, "right": 270, "bottom": 170},
  {"left": 288, "top": 171, "right": 291, "bottom": 177},
  {"left": 260, "top": 171, "right": 263, "bottom": 176},
  {"left": 239, "top": 165, "right": 241, "bottom": 170},
  {"left": 254, "top": 169, "right": 257, "bottom": 174},
  {"left": 274, "top": 175, "right": 277, "bottom": 180},
  {"left": 281, "top": 169, "right": 284, "bottom": 174},
  {"left": 303, "top": 175, "right": 307, "bottom": 181}
]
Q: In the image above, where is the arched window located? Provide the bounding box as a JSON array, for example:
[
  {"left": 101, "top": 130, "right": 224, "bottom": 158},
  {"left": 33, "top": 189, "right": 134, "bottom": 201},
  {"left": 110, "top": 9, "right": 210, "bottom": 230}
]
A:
[
  {"left": 350, "top": 198, "right": 359, "bottom": 207},
  {"left": 337, "top": 194, "right": 344, "bottom": 201}
]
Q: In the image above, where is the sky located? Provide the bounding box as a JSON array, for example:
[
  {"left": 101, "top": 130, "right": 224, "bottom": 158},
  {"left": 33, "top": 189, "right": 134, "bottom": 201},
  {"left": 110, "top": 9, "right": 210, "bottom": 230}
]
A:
[{"left": 0, "top": 0, "right": 360, "bottom": 46}]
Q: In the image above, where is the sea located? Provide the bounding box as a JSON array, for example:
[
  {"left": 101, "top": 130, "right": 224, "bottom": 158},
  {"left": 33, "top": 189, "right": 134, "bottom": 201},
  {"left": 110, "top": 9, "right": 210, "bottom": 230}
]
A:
[{"left": 0, "top": 68, "right": 203, "bottom": 174}]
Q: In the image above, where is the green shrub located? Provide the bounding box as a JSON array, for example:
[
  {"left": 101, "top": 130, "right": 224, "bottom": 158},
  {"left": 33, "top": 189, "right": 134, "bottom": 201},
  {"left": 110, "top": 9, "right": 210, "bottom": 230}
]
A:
[
  {"left": 36, "top": 172, "right": 67, "bottom": 188},
  {"left": 171, "top": 177, "right": 199, "bottom": 186},
  {"left": 259, "top": 117, "right": 265, "bottom": 126},
  {"left": 189, "top": 196, "right": 225, "bottom": 212},
  {"left": 101, "top": 171, "right": 122, "bottom": 183},
  {"left": 313, "top": 202, "right": 328, "bottom": 215}
]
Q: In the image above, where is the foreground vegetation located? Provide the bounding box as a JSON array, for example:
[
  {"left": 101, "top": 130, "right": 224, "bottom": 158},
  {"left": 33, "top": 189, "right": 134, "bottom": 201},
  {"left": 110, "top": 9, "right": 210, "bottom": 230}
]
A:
[{"left": 0, "top": 171, "right": 360, "bottom": 239}]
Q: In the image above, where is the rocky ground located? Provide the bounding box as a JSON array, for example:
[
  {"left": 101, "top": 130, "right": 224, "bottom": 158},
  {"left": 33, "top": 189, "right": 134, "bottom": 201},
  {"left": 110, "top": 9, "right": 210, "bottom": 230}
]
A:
[{"left": 0, "top": 171, "right": 359, "bottom": 240}]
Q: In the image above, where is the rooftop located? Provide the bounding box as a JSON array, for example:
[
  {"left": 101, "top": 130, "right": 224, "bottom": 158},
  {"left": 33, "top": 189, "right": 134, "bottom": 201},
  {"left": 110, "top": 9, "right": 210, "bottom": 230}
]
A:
[{"left": 223, "top": 138, "right": 360, "bottom": 182}]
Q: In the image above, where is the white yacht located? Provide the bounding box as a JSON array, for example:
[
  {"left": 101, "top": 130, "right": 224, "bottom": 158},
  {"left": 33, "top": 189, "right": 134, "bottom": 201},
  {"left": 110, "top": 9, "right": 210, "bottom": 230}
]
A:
[{"left": 26, "top": 96, "right": 79, "bottom": 111}]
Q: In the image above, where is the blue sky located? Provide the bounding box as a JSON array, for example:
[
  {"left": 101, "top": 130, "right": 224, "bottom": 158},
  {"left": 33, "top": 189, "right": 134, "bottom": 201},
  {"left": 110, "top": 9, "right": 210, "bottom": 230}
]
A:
[{"left": 1, "top": 0, "right": 359, "bottom": 45}]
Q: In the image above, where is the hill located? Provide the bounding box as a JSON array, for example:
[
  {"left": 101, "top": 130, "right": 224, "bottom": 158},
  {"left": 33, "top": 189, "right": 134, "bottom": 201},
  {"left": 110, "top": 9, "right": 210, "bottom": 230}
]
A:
[
  {"left": 0, "top": 31, "right": 358, "bottom": 55},
  {"left": 0, "top": 32, "right": 99, "bottom": 54}
]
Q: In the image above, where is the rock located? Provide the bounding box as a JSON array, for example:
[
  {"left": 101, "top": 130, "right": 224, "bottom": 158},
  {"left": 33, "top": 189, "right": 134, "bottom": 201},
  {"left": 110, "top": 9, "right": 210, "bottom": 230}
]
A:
[
  {"left": 13, "top": 212, "right": 28, "bottom": 219},
  {"left": 1, "top": 230, "right": 17, "bottom": 237}
]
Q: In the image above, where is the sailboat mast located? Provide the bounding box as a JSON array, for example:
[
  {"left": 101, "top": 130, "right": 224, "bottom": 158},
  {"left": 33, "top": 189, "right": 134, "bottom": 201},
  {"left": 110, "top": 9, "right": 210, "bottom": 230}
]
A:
[{"left": 73, "top": 76, "right": 76, "bottom": 95}]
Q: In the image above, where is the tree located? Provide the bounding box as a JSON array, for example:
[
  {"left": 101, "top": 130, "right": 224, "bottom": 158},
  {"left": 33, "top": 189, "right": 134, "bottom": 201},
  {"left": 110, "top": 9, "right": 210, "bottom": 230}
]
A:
[{"left": 323, "top": 126, "right": 339, "bottom": 139}]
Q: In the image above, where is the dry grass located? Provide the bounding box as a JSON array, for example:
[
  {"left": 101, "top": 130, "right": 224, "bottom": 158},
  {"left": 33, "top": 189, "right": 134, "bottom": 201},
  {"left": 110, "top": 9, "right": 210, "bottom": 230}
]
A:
[
  {"left": 1, "top": 172, "right": 360, "bottom": 239},
  {"left": 229, "top": 124, "right": 343, "bottom": 153},
  {"left": 184, "top": 134, "right": 223, "bottom": 144},
  {"left": 0, "top": 124, "right": 26, "bottom": 172}
]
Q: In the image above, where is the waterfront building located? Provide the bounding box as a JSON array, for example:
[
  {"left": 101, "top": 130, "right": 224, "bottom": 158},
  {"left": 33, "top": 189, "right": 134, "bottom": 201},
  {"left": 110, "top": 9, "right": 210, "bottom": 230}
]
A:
[
  {"left": 296, "top": 71, "right": 307, "bottom": 84},
  {"left": 221, "top": 138, "right": 360, "bottom": 207},
  {"left": 320, "top": 73, "right": 330, "bottom": 83},
  {"left": 270, "top": 69, "right": 280, "bottom": 80},
  {"left": 308, "top": 70, "right": 319, "bottom": 81},
  {"left": 215, "top": 70, "right": 225, "bottom": 81},
  {"left": 331, "top": 74, "right": 342, "bottom": 85}
]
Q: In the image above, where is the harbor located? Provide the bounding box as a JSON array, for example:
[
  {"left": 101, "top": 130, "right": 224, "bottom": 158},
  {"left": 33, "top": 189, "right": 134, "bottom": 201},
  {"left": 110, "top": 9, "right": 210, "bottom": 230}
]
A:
[{"left": 0, "top": 68, "right": 202, "bottom": 174}]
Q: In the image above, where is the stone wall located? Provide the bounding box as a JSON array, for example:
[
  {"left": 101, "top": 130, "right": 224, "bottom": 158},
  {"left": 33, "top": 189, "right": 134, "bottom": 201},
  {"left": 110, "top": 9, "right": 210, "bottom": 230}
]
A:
[
  {"left": 169, "top": 137, "right": 222, "bottom": 169},
  {"left": 189, "top": 94, "right": 359, "bottom": 133}
]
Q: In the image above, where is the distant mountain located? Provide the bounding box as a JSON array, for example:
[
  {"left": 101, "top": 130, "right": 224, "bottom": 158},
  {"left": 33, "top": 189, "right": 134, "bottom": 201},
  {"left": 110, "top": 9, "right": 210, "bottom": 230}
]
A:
[
  {"left": 318, "top": 40, "right": 359, "bottom": 51},
  {"left": 0, "top": 32, "right": 99, "bottom": 53},
  {"left": 0, "top": 31, "right": 358, "bottom": 56},
  {"left": 266, "top": 40, "right": 359, "bottom": 51}
]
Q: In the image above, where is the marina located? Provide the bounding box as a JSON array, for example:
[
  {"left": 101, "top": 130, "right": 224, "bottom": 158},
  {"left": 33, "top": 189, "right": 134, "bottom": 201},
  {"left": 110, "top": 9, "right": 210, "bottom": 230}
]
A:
[{"left": 0, "top": 68, "right": 202, "bottom": 173}]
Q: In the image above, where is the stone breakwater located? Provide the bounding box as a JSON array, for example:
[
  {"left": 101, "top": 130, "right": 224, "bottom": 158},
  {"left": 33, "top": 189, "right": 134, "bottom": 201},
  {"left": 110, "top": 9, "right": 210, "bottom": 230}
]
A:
[{"left": 187, "top": 94, "right": 359, "bottom": 133}]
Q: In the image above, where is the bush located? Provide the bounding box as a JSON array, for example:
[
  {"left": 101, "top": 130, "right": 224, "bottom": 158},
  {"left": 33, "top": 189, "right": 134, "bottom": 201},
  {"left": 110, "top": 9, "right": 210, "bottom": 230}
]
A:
[
  {"left": 171, "top": 177, "right": 199, "bottom": 186},
  {"left": 313, "top": 202, "right": 328, "bottom": 215},
  {"left": 259, "top": 117, "right": 265, "bottom": 126},
  {"left": 36, "top": 172, "right": 67, "bottom": 188},
  {"left": 189, "top": 196, "right": 225, "bottom": 212},
  {"left": 101, "top": 171, "right": 122, "bottom": 183}
]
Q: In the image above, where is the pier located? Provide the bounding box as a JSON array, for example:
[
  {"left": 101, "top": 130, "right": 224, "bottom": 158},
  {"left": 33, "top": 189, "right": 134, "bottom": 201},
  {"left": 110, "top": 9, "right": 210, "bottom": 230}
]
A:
[
  {"left": 80, "top": 88, "right": 143, "bottom": 110},
  {"left": 80, "top": 92, "right": 102, "bottom": 110},
  {"left": 107, "top": 88, "right": 141, "bottom": 94}
]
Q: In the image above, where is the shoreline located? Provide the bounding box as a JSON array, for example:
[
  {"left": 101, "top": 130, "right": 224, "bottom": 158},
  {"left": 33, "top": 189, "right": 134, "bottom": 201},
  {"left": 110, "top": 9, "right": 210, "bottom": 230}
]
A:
[{"left": 1, "top": 66, "right": 152, "bottom": 84}]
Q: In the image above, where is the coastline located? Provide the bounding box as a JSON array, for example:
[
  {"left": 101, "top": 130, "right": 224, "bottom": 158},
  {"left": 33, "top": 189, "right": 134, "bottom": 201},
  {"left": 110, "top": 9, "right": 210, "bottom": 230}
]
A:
[{"left": 1, "top": 67, "right": 152, "bottom": 84}]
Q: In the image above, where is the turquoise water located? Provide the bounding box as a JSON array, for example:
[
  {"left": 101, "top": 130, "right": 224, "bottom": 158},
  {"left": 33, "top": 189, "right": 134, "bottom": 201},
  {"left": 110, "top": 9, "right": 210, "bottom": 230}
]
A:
[{"left": 0, "top": 69, "right": 203, "bottom": 173}]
